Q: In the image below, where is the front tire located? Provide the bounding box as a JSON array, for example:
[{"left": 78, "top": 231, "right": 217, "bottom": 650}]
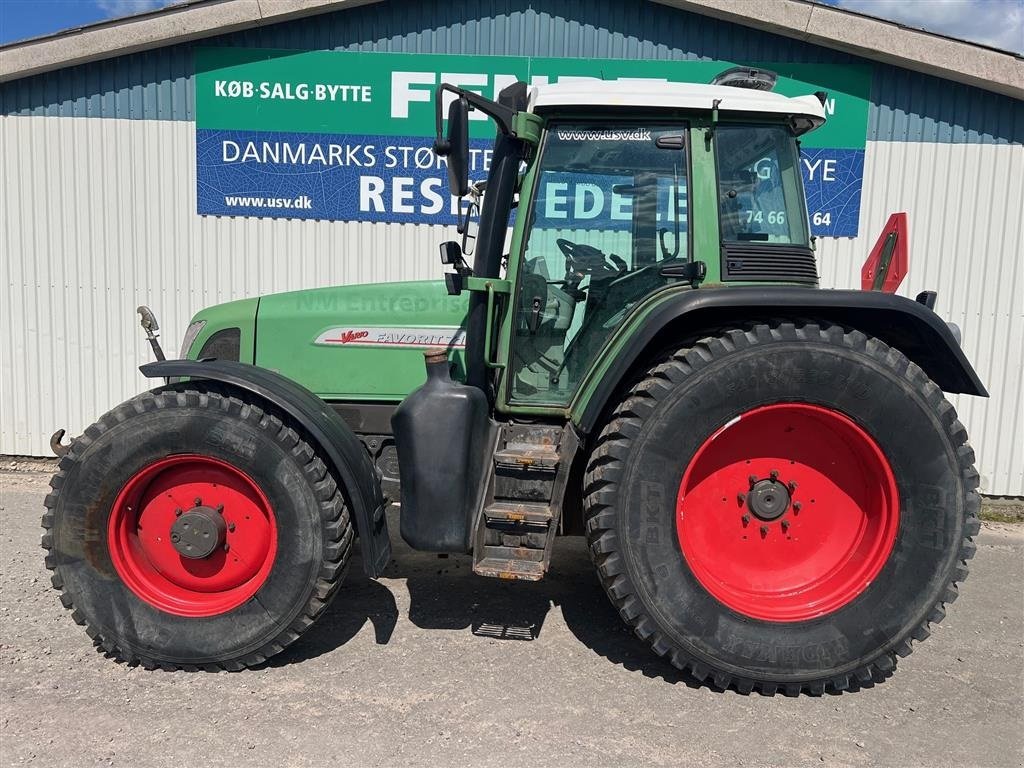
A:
[
  {"left": 42, "top": 385, "right": 354, "bottom": 670},
  {"left": 584, "top": 321, "right": 980, "bottom": 695}
]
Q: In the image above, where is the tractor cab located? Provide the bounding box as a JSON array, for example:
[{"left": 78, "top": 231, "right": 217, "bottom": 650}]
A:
[
  {"left": 510, "top": 95, "right": 818, "bottom": 402},
  {"left": 433, "top": 72, "right": 826, "bottom": 408}
]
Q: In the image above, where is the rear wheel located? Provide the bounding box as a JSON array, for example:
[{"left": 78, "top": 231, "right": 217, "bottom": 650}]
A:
[
  {"left": 42, "top": 386, "right": 354, "bottom": 670},
  {"left": 584, "top": 321, "right": 980, "bottom": 694}
]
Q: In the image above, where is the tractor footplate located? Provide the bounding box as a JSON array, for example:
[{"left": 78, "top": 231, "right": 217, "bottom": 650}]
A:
[{"left": 472, "top": 424, "right": 579, "bottom": 581}]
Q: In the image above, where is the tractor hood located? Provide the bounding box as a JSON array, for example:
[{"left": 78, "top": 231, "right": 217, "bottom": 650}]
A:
[
  {"left": 251, "top": 280, "right": 469, "bottom": 401},
  {"left": 182, "top": 296, "right": 260, "bottom": 364}
]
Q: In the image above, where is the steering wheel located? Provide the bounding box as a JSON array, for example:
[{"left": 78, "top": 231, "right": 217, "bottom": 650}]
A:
[{"left": 556, "top": 238, "right": 626, "bottom": 285}]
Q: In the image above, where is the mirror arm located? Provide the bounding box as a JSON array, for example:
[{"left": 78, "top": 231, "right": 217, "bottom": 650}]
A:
[
  {"left": 433, "top": 83, "right": 517, "bottom": 154},
  {"left": 705, "top": 98, "right": 722, "bottom": 151}
]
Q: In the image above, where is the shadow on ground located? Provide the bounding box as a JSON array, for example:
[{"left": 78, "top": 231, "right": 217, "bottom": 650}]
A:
[{"left": 267, "top": 520, "right": 699, "bottom": 687}]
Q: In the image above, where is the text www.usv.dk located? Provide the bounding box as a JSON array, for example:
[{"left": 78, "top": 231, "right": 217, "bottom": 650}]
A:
[{"left": 223, "top": 195, "right": 313, "bottom": 210}]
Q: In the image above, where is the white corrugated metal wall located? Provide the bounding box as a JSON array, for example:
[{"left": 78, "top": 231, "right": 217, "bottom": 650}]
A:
[
  {"left": 1, "top": 114, "right": 1022, "bottom": 493},
  {"left": 816, "top": 140, "right": 1024, "bottom": 497}
]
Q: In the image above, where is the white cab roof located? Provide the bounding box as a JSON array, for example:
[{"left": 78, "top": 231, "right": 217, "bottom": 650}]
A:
[{"left": 528, "top": 80, "right": 826, "bottom": 131}]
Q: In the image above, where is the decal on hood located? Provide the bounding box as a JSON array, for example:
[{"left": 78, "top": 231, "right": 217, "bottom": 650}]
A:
[{"left": 314, "top": 326, "right": 466, "bottom": 349}]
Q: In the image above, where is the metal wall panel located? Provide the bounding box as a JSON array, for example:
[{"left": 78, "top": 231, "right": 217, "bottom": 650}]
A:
[
  {"left": 0, "top": 114, "right": 450, "bottom": 461},
  {"left": 2, "top": 114, "right": 1021, "bottom": 493},
  {"left": 817, "top": 139, "right": 1024, "bottom": 495},
  {"left": 2, "top": 0, "right": 1022, "bottom": 145}
]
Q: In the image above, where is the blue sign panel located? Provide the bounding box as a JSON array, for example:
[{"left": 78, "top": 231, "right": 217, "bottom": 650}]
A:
[
  {"left": 800, "top": 148, "right": 865, "bottom": 238},
  {"left": 198, "top": 129, "right": 863, "bottom": 237},
  {"left": 197, "top": 129, "right": 493, "bottom": 223}
]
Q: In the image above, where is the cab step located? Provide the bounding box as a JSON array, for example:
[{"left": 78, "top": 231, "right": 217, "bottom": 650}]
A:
[
  {"left": 484, "top": 501, "right": 553, "bottom": 527},
  {"left": 493, "top": 446, "right": 560, "bottom": 470},
  {"left": 472, "top": 424, "right": 579, "bottom": 581},
  {"left": 474, "top": 555, "right": 546, "bottom": 581}
]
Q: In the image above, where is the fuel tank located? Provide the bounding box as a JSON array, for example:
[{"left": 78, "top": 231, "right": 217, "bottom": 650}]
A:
[{"left": 391, "top": 349, "right": 494, "bottom": 552}]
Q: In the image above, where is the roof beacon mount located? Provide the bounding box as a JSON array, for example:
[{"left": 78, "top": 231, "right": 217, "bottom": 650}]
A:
[{"left": 711, "top": 66, "right": 778, "bottom": 91}]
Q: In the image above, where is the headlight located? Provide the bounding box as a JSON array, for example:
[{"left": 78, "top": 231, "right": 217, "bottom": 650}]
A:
[
  {"left": 197, "top": 328, "right": 241, "bottom": 361},
  {"left": 179, "top": 320, "right": 207, "bottom": 359}
]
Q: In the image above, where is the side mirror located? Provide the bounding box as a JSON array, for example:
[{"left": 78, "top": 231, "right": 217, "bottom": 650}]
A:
[
  {"left": 444, "top": 98, "right": 470, "bottom": 197},
  {"left": 434, "top": 97, "right": 470, "bottom": 198}
]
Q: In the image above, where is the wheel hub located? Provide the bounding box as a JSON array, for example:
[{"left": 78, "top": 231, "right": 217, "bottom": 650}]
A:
[
  {"left": 169, "top": 504, "right": 226, "bottom": 559},
  {"left": 107, "top": 455, "right": 277, "bottom": 617},
  {"left": 747, "top": 478, "right": 790, "bottom": 521},
  {"left": 676, "top": 404, "right": 900, "bottom": 622}
]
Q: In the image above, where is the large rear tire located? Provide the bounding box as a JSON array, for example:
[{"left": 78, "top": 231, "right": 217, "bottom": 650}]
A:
[
  {"left": 42, "top": 385, "right": 354, "bottom": 670},
  {"left": 584, "top": 321, "right": 980, "bottom": 695}
]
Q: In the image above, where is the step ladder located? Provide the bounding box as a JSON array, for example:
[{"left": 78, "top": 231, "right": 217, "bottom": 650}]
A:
[{"left": 472, "top": 424, "right": 578, "bottom": 581}]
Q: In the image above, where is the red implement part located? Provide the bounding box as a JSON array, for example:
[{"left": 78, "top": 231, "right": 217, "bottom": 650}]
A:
[
  {"left": 676, "top": 404, "right": 899, "bottom": 622},
  {"left": 108, "top": 455, "right": 277, "bottom": 617},
  {"left": 861, "top": 212, "right": 908, "bottom": 292}
]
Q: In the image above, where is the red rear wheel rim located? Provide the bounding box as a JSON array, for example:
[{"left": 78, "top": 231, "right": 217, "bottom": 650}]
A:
[
  {"left": 108, "top": 455, "right": 277, "bottom": 617},
  {"left": 676, "top": 404, "right": 899, "bottom": 622}
]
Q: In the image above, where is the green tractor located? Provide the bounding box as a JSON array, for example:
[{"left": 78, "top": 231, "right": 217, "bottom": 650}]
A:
[{"left": 44, "top": 69, "right": 986, "bottom": 695}]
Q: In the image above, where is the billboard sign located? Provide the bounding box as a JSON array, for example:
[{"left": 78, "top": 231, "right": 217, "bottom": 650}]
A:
[{"left": 195, "top": 49, "right": 870, "bottom": 236}]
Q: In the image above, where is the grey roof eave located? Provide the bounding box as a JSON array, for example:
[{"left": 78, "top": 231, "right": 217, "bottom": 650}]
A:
[
  {"left": 0, "top": 0, "right": 383, "bottom": 84},
  {"left": 658, "top": 0, "right": 1023, "bottom": 100},
  {"left": 0, "top": 0, "right": 1021, "bottom": 100}
]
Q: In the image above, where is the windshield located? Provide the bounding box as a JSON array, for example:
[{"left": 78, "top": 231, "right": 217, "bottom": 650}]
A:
[
  {"left": 510, "top": 122, "right": 689, "bottom": 404},
  {"left": 716, "top": 124, "right": 810, "bottom": 247}
]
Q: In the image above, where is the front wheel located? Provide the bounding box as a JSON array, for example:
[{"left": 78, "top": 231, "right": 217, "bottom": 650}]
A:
[
  {"left": 584, "top": 321, "right": 980, "bottom": 695},
  {"left": 42, "top": 385, "right": 354, "bottom": 670}
]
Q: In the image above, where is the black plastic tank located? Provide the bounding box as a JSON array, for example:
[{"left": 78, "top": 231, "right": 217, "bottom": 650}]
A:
[{"left": 391, "top": 349, "right": 492, "bottom": 552}]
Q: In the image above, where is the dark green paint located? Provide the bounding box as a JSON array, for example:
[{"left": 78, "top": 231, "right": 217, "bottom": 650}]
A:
[
  {"left": 185, "top": 92, "right": 824, "bottom": 424},
  {"left": 255, "top": 281, "right": 468, "bottom": 400}
]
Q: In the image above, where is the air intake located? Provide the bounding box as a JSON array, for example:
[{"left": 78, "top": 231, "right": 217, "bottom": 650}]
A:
[{"left": 711, "top": 66, "right": 778, "bottom": 91}]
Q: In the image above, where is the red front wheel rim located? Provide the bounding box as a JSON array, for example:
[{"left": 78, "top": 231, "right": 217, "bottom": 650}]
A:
[
  {"left": 108, "top": 455, "right": 277, "bottom": 617},
  {"left": 676, "top": 404, "right": 899, "bottom": 622}
]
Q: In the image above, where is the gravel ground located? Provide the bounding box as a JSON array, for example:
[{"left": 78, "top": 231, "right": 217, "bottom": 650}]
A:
[{"left": 2, "top": 470, "right": 1022, "bottom": 768}]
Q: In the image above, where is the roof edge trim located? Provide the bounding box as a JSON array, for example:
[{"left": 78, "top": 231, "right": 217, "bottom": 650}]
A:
[
  {"left": 0, "top": 0, "right": 384, "bottom": 84},
  {"left": 1, "top": 0, "right": 1021, "bottom": 100},
  {"left": 655, "top": 0, "right": 1024, "bottom": 99}
]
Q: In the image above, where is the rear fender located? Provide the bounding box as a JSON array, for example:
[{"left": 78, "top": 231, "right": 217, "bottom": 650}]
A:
[
  {"left": 572, "top": 286, "right": 988, "bottom": 435},
  {"left": 140, "top": 359, "right": 391, "bottom": 578}
]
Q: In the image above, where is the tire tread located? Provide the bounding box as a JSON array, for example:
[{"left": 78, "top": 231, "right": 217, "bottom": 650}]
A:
[
  {"left": 42, "top": 385, "right": 354, "bottom": 671},
  {"left": 582, "top": 320, "right": 980, "bottom": 695}
]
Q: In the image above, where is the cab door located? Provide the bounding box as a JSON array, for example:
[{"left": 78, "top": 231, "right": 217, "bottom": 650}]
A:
[{"left": 496, "top": 120, "right": 694, "bottom": 411}]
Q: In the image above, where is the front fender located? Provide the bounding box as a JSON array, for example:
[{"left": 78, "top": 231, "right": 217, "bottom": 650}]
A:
[
  {"left": 572, "top": 286, "right": 987, "bottom": 434},
  {"left": 140, "top": 359, "right": 391, "bottom": 578}
]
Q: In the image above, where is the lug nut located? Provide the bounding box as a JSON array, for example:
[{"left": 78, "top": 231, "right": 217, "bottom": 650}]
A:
[
  {"left": 781, "top": 520, "right": 790, "bottom": 531},
  {"left": 737, "top": 492, "right": 746, "bottom": 505},
  {"left": 227, "top": 522, "right": 236, "bottom": 532},
  {"left": 760, "top": 525, "right": 769, "bottom": 537},
  {"left": 216, "top": 504, "right": 224, "bottom": 514},
  {"left": 194, "top": 497, "right": 202, "bottom": 507},
  {"left": 788, "top": 481, "right": 798, "bottom": 492},
  {"left": 174, "top": 508, "right": 183, "bottom": 517},
  {"left": 793, "top": 502, "right": 802, "bottom": 513},
  {"left": 171, "top": 533, "right": 180, "bottom": 543},
  {"left": 223, "top": 543, "right": 230, "bottom": 552},
  {"left": 748, "top": 474, "right": 758, "bottom": 488},
  {"left": 769, "top": 469, "right": 779, "bottom": 482},
  {"left": 741, "top": 514, "right": 751, "bottom": 526}
]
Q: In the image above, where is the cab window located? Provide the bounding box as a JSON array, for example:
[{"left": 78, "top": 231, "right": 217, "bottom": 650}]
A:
[
  {"left": 716, "top": 124, "right": 809, "bottom": 247},
  {"left": 510, "top": 122, "right": 689, "bottom": 404}
]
